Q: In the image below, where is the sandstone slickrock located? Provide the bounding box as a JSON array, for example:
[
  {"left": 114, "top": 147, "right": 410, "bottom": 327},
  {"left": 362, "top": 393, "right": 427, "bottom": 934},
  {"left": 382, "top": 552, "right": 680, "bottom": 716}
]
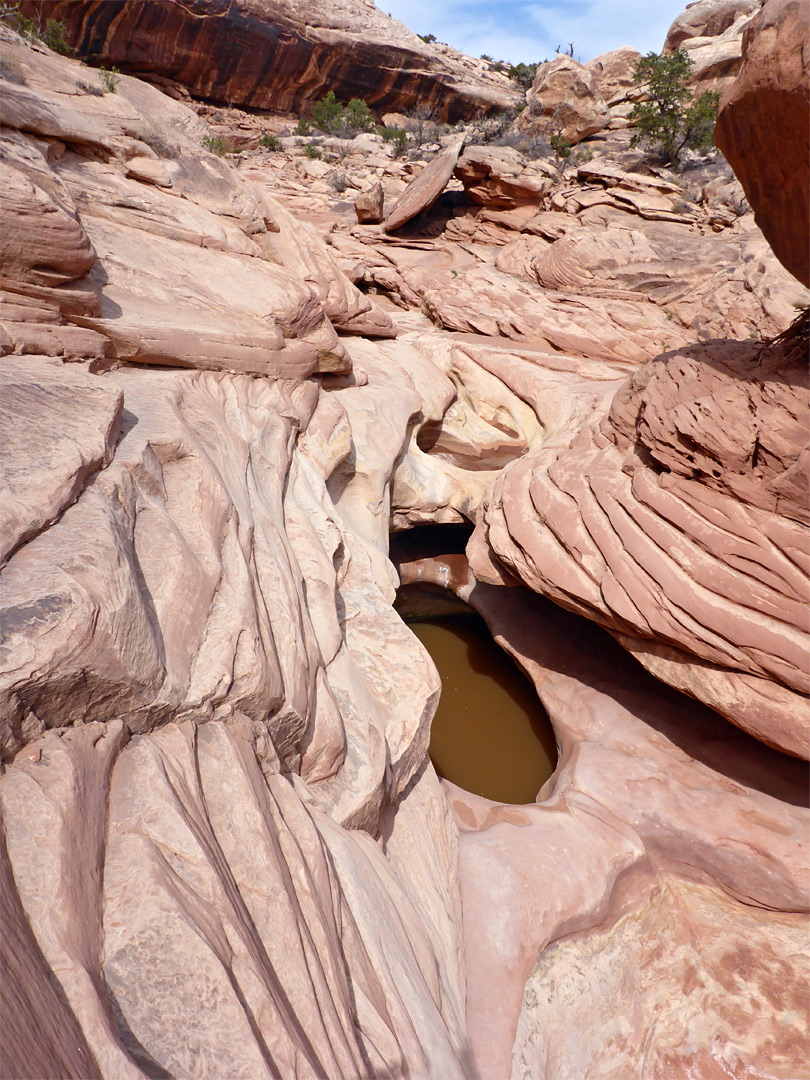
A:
[
  {"left": 393, "top": 552, "right": 809, "bottom": 1080},
  {"left": 0, "top": 358, "right": 122, "bottom": 566},
  {"left": 1, "top": 9, "right": 809, "bottom": 1080},
  {"left": 715, "top": 0, "right": 810, "bottom": 286},
  {"left": 0, "top": 805, "right": 103, "bottom": 1080},
  {"left": 21, "top": 0, "right": 516, "bottom": 120},
  {"left": 383, "top": 135, "right": 465, "bottom": 232},
  {"left": 470, "top": 327, "right": 810, "bottom": 757}
]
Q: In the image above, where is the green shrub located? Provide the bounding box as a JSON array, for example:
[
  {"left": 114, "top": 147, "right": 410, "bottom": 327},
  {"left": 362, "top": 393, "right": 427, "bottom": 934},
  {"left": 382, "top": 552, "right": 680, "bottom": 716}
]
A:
[
  {"left": 43, "top": 17, "right": 70, "bottom": 54},
  {"left": 258, "top": 133, "right": 279, "bottom": 150},
  {"left": 379, "top": 126, "right": 408, "bottom": 157},
  {"left": 480, "top": 53, "right": 493, "bottom": 62},
  {"left": 507, "top": 62, "right": 538, "bottom": 90},
  {"left": 202, "top": 133, "right": 228, "bottom": 156},
  {"left": 550, "top": 132, "right": 571, "bottom": 160},
  {"left": 14, "top": 11, "right": 39, "bottom": 41},
  {"left": 328, "top": 169, "right": 348, "bottom": 192},
  {"left": 418, "top": 32, "right": 436, "bottom": 43},
  {"left": 99, "top": 65, "right": 120, "bottom": 93},
  {"left": 307, "top": 92, "right": 376, "bottom": 137},
  {"left": 1, "top": 5, "right": 70, "bottom": 53},
  {"left": 310, "top": 90, "right": 344, "bottom": 134},
  {"left": 343, "top": 96, "right": 374, "bottom": 133},
  {"left": 303, "top": 142, "right": 322, "bottom": 159},
  {"left": 629, "top": 50, "right": 720, "bottom": 165},
  {"left": 295, "top": 117, "right": 311, "bottom": 136}
]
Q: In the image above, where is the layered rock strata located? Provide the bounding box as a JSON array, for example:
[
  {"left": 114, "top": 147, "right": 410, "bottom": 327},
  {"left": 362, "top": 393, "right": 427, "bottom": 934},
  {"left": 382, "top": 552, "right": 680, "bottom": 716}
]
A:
[
  {"left": 664, "top": 0, "right": 763, "bottom": 89},
  {"left": 394, "top": 547, "right": 809, "bottom": 1080},
  {"left": 1, "top": 7, "right": 809, "bottom": 1080},
  {"left": 18, "top": 0, "right": 516, "bottom": 120}
]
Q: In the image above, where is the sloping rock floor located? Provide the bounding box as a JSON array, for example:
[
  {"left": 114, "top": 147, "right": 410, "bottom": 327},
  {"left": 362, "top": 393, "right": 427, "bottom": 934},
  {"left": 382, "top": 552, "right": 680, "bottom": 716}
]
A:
[{"left": 1, "top": 17, "right": 808, "bottom": 1080}]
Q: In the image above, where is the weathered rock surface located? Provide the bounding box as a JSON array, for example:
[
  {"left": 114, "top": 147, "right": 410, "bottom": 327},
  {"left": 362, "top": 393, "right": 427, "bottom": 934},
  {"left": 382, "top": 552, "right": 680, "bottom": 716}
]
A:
[
  {"left": 665, "top": 0, "right": 763, "bottom": 90},
  {"left": 2, "top": 10, "right": 809, "bottom": 1080},
  {"left": 21, "top": 0, "right": 516, "bottom": 120},
  {"left": 584, "top": 46, "right": 643, "bottom": 103},
  {"left": 0, "top": 805, "right": 103, "bottom": 1080},
  {"left": 0, "top": 358, "right": 122, "bottom": 567},
  {"left": 471, "top": 328, "right": 810, "bottom": 757},
  {"left": 517, "top": 55, "right": 610, "bottom": 145},
  {"left": 512, "top": 874, "right": 808, "bottom": 1080},
  {"left": 454, "top": 145, "right": 554, "bottom": 208},
  {"left": 394, "top": 553, "right": 809, "bottom": 1080},
  {"left": 384, "top": 135, "right": 465, "bottom": 232},
  {"left": 715, "top": 0, "right": 810, "bottom": 286},
  {"left": 354, "top": 180, "right": 384, "bottom": 224},
  {"left": 665, "top": 0, "right": 761, "bottom": 49}
]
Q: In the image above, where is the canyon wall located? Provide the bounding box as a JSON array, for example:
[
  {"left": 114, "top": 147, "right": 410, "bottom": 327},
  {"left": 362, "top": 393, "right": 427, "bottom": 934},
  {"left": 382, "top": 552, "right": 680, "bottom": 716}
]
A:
[
  {"left": 1, "top": 2, "right": 808, "bottom": 1078},
  {"left": 17, "top": 0, "right": 516, "bottom": 119}
]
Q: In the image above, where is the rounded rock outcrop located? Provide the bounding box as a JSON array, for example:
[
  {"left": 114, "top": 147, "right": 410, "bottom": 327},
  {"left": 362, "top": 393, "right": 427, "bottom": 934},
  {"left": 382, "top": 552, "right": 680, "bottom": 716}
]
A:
[{"left": 714, "top": 0, "right": 810, "bottom": 286}]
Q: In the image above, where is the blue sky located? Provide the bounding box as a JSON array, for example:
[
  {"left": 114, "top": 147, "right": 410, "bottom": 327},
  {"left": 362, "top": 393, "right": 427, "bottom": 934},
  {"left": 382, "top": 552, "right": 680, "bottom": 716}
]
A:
[{"left": 382, "top": 0, "right": 689, "bottom": 64}]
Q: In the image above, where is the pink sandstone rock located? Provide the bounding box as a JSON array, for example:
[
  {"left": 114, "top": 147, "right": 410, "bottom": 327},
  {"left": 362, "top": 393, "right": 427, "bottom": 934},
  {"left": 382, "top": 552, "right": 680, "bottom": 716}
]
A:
[
  {"left": 470, "top": 329, "right": 810, "bottom": 758},
  {"left": 384, "top": 134, "right": 465, "bottom": 232},
  {"left": 354, "top": 180, "right": 385, "bottom": 224},
  {"left": 584, "top": 46, "right": 642, "bottom": 103},
  {"left": 0, "top": 358, "right": 122, "bottom": 566},
  {"left": 715, "top": 0, "right": 810, "bottom": 286},
  {"left": 1, "top": 18, "right": 808, "bottom": 1080},
  {"left": 22, "top": 0, "right": 516, "bottom": 121},
  {"left": 454, "top": 145, "right": 553, "bottom": 208},
  {"left": 517, "top": 54, "right": 610, "bottom": 145},
  {"left": 393, "top": 552, "right": 809, "bottom": 1080}
]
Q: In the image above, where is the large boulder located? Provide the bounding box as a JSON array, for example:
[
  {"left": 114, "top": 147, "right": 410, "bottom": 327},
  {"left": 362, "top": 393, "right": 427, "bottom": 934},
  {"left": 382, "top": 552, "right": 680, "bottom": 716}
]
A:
[
  {"left": 383, "top": 134, "right": 465, "bottom": 231},
  {"left": 665, "top": 0, "right": 761, "bottom": 49},
  {"left": 663, "top": 0, "right": 763, "bottom": 91},
  {"left": 715, "top": 0, "right": 810, "bottom": 286},
  {"left": 517, "top": 55, "right": 610, "bottom": 145},
  {"left": 584, "top": 46, "right": 642, "bottom": 103},
  {"left": 454, "top": 145, "right": 553, "bottom": 208},
  {"left": 354, "top": 179, "right": 385, "bottom": 224}
]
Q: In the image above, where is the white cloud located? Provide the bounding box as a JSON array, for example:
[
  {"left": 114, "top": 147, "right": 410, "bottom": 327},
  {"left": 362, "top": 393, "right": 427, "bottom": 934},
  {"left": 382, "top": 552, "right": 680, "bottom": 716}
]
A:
[{"left": 380, "top": 0, "right": 688, "bottom": 64}]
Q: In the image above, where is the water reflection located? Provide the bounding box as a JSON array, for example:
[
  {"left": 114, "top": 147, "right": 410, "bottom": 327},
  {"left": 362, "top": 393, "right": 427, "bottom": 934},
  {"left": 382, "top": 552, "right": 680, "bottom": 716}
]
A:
[{"left": 410, "top": 613, "right": 558, "bottom": 804}]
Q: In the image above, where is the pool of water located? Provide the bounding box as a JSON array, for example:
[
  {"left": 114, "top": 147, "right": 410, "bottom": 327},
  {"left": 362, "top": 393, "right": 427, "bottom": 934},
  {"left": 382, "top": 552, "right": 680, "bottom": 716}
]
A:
[{"left": 410, "top": 613, "right": 558, "bottom": 804}]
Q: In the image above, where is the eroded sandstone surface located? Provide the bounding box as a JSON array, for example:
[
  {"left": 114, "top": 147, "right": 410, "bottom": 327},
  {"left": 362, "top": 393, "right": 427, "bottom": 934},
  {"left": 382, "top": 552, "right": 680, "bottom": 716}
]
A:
[{"left": 1, "top": 4, "right": 808, "bottom": 1079}]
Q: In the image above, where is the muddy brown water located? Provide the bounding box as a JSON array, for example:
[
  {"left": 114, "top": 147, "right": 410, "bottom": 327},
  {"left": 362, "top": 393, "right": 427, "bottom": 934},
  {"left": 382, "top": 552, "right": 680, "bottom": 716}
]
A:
[{"left": 410, "top": 613, "right": 558, "bottom": 804}]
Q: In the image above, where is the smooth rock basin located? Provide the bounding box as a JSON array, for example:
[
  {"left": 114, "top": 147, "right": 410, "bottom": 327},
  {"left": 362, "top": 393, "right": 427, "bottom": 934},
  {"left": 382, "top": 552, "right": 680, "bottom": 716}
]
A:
[{"left": 409, "top": 612, "right": 558, "bottom": 803}]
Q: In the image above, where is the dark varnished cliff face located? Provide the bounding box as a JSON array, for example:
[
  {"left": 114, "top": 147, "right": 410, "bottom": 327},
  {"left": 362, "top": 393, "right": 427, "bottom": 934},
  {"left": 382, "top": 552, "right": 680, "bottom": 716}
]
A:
[{"left": 22, "top": 0, "right": 516, "bottom": 120}]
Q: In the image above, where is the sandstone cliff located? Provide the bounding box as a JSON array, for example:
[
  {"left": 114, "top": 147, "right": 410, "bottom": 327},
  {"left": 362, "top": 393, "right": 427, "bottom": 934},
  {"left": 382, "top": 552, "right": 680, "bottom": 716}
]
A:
[{"left": 18, "top": 0, "right": 517, "bottom": 120}]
